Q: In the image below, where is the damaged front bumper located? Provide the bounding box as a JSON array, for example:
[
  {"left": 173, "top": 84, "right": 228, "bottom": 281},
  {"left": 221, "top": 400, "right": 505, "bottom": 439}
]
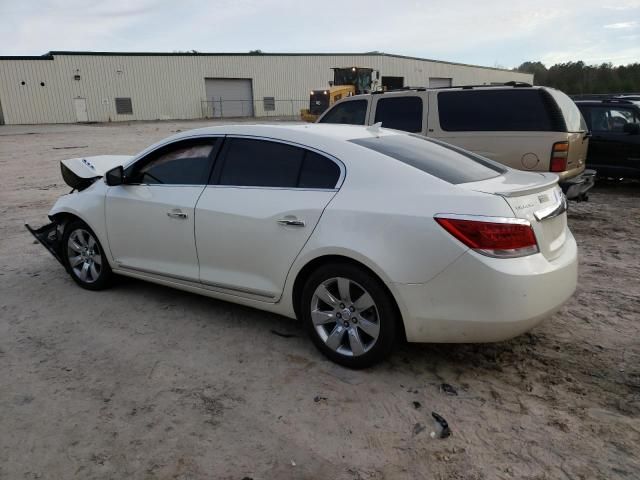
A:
[{"left": 25, "top": 221, "right": 67, "bottom": 268}]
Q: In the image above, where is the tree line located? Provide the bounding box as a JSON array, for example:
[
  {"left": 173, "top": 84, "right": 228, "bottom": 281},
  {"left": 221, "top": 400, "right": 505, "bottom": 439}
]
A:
[{"left": 515, "top": 61, "right": 640, "bottom": 94}]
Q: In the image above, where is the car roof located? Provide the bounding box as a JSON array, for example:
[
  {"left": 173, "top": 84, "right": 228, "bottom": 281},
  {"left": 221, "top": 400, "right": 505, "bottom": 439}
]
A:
[{"left": 170, "top": 123, "right": 401, "bottom": 143}]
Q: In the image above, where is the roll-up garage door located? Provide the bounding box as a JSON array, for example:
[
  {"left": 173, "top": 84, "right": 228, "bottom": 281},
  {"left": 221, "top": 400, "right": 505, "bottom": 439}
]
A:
[{"left": 204, "top": 78, "right": 254, "bottom": 118}]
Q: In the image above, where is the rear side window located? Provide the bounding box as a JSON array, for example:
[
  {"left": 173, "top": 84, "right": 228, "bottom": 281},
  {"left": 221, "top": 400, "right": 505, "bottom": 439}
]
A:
[
  {"left": 349, "top": 134, "right": 505, "bottom": 184},
  {"left": 319, "top": 100, "right": 368, "bottom": 125},
  {"left": 438, "top": 90, "right": 556, "bottom": 132},
  {"left": 215, "top": 138, "right": 340, "bottom": 189},
  {"left": 374, "top": 96, "right": 423, "bottom": 133},
  {"left": 218, "top": 139, "right": 304, "bottom": 187},
  {"left": 299, "top": 151, "right": 341, "bottom": 189}
]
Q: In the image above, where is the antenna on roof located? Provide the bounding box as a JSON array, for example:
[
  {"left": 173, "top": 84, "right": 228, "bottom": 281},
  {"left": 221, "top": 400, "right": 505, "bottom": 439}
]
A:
[{"left": 366, "top": 122, "right": 383, "bottom": 135}]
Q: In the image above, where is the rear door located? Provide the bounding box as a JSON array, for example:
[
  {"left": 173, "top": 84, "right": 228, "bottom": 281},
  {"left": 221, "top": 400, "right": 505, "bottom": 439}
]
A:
[{"left": 195, "top": 137, "right": 343, "bottom": 301}]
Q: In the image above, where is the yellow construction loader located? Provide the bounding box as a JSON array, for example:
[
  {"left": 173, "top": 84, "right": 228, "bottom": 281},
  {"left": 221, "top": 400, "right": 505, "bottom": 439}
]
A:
[{"left": 301, "top": 67, "right": 377, "bottom": 122}]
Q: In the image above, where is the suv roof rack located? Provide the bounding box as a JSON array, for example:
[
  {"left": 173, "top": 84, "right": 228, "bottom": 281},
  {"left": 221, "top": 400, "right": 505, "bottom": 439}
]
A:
[
  {"left": 375, "top": 82, "right": 533, "bottom": 94},
  {"left": 574, "top": 97, "right": 634, "bottom": 104}
]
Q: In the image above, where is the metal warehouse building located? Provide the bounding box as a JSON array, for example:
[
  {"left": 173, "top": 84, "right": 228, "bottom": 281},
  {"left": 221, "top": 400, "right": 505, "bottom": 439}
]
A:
[{"left": 0, "top": 51, "right": 532, "bottom": 125}]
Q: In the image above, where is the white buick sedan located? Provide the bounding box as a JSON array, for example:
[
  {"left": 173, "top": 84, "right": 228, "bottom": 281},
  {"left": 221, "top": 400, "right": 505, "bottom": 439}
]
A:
[{"left": 28, "top": 124, "right": 577, "bottom": 368}]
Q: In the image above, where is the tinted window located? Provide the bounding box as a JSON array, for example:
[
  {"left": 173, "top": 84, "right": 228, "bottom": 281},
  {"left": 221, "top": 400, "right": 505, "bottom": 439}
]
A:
[
  {"left": 349, "top": 134, "right": 504, "bottom": 184},
  {"left": 438, "top": 90, "right": 555, "bottom": 131},
  {"left": 299, "top": 151, "right": 341, "bottom": 189},
  {"left": 218, "top": 138, "right": 304, "bottom": 187},
  {"left": 583, "top": 106, "right": 640, "bottom": 132},
  {"left": 374, "top": 96, "right": 423, "bottom": 133},
  {"left": 319, "top": 100, "right": 368, "bottom": 125},
  {"left": 135, "top": 142, "right": 215, "bottom": 185}
]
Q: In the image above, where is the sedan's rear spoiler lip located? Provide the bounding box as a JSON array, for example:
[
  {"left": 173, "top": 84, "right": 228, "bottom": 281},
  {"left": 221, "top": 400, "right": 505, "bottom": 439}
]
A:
[{"left": 495, "top": 176, "right": 559, "bottom": 197}]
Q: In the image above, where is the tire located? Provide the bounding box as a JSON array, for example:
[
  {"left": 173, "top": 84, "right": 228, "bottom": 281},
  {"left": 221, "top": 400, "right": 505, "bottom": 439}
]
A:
[
  {"left": 62, "top": 220, "right": 112, "bottom": 290},
  {"left": 301, "top": 262, "right": 399, "bottom": 369}
]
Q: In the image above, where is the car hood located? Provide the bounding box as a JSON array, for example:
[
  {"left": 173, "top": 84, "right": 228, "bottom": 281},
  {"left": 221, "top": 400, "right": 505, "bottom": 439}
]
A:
[{"left": 61, "top": 155, "right": 133, "bottom": 179}]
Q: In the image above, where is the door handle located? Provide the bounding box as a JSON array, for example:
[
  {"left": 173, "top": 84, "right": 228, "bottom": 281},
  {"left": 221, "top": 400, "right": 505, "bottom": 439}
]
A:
[
  {"left": 167, "top": 209, "right": 188, "bottom": 219},
  {"left": 277, "top": 218, "right": 305, "bottom": 227}
]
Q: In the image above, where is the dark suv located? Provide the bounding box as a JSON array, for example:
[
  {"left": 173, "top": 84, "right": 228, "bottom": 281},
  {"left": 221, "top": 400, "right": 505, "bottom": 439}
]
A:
[{"left": 574, "top": 98, "right": 640, "bottom": 179}]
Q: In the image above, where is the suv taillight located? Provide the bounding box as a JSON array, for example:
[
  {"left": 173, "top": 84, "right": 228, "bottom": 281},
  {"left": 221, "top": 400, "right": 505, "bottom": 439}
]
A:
[
  {"left": 435, "top": 215, "right": 539, "bottom": 258},
  {"left": 550, "top": 141, "right": 569, "bottom": 172}
]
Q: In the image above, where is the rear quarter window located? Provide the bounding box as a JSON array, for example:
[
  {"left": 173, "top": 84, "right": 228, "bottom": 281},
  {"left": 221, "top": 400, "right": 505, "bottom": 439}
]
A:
[
  {"left": 349, "top": 134, "right": 505, "bottom": 184},
  {"left": 546, "top": 88, "right": 587, "bottom": 132},
  {"left": 438, "top": 90, "right": 558, "bottom": 132}
]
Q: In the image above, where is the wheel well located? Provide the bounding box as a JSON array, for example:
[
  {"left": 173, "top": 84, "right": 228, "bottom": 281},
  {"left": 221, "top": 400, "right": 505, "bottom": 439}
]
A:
[
  {"left": 291, "top": 255, "right": 406, "bottom": 341},
  {"left": 51, "top": 211, "right": 80, "bottom": 228}
]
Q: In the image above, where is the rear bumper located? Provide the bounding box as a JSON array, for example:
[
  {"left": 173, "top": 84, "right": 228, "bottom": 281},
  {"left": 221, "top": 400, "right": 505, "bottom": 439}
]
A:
[
  {"left": 395, "top": 234, "right": 578, "bottom": 343},
  {"left": 560, "top": 169, "right": 596, "bottom": 200}
]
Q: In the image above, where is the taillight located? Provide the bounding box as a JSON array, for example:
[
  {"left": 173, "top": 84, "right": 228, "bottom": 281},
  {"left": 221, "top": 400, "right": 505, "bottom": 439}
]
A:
[
  {"left": 435, "top": 215, "right": 539, "bottom": 258},
  {"left": 550, "top": 141, "right": 569, "bottom": 172}
]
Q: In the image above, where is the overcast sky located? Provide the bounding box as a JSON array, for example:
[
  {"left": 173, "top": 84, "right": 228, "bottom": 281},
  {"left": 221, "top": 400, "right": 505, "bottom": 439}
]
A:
[{"left": 1, "top": 0, "right": 639, "bottom": 68}]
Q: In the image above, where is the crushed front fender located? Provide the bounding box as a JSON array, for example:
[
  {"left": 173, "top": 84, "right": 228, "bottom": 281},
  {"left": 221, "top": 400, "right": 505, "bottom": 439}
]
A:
[{"left": 25, "top": 221, "right": 66, "bottom": 268}]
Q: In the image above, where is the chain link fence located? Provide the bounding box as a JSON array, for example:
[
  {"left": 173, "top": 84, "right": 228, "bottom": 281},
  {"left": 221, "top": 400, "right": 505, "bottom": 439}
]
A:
[{"left": 201, "top": 99, "right": 309, "bottom": 120}]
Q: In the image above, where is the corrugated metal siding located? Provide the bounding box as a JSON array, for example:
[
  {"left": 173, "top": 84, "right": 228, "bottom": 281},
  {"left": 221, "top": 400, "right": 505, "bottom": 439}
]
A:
[{"left": 0, "top": 54, "right": 533, "bottom": 125}]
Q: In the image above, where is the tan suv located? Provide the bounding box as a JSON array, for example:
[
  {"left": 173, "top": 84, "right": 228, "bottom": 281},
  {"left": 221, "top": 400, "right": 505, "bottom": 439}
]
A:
[{"left": 317, "top": 83, "right": 595, "bottom": 200}]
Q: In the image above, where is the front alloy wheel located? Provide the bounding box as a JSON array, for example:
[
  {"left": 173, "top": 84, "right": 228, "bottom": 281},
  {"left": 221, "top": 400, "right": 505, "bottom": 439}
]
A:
[
  {"left": 63, "top": 220, "right": 112, "bottom": 290},
  {"left": 302, "top": 263, "right": 398, "bottom": 368}
]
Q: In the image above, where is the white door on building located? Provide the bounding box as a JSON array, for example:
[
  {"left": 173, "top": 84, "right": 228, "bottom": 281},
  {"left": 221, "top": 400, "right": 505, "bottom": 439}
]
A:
[
  {"left": 73, "top": 98, "right": 88, "bottom": 122},
  {"left": 428, "top": 77, "right": 452, "bottom": 88}
]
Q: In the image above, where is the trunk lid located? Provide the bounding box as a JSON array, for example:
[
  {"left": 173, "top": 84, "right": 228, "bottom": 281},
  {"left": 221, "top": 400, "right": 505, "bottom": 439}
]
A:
[{"left": 460, "top": 170, "right": 568, "bottom": 260}]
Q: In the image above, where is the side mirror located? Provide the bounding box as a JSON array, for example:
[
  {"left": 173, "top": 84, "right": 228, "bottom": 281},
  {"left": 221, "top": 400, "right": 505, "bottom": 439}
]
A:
[
  {"left": 623, "top": 123, "right": 640, "bottom": 135},
  {"left": 105, "top": 166, "right": 124, "bottom": 186}
]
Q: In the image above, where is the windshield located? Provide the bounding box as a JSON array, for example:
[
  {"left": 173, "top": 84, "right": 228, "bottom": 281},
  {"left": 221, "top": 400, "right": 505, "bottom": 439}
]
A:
[{"left": 349, "top": 134, "right": 505, "bottom": 185}]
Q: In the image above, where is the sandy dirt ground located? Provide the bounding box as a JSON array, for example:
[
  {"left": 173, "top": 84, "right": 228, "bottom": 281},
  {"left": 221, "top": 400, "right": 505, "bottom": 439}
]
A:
[{"left": 1, "top": 120, "right": 639, "bottom": 480}]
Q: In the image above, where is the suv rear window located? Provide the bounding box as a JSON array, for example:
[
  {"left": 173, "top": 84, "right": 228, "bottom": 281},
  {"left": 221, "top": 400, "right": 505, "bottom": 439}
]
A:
[
  {"left": 349, "top": 134, "right": 505, "bottom": 184},
  {"left": 438, "top": 90, "right": 556, "bottom": 132},
  {"left": 318, "top": 100, "right": 368, "bottom": 125},
  {"left": 374, "top": 96, "right": 423, "bottom": 133}
]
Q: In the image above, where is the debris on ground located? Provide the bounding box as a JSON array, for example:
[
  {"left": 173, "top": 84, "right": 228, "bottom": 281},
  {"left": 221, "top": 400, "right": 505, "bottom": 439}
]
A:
[
  {"left": 270, "top": 329, "right": 297, "bottom": 338},
  {"left": 441, "top": 383, "right": 458, "bottom": 396},
  {"left": 431, "top": 412, "right": 451, "bottom": 439},
  {"left": 413, "top": 423, "right": 426, "bottom": 435},
  {"left": 412, "top": 401, "right": 422, "bottom": 409},
  {"left": 313, "top": 395, "right": 327, "bottom": 403},
  {"left": 52, "top": 145, "right": 88, "bottom": 149}
]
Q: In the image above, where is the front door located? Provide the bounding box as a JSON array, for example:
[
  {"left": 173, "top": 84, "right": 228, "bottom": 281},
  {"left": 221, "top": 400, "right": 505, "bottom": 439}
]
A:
[
  {"left": 580, "top": 105, "right": 640, "bottom": 175},
  {"left": 195, "top": 137, "right": 342, "bottom": 300},
  {"left": 73, "top": 98, "right": 88, "bottom": 123},
  {"left": 105, "top": 137, "right": 220, "bottom": 281}
]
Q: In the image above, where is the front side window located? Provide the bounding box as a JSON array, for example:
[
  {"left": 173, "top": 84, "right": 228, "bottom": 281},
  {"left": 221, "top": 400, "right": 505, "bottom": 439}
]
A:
[
  {"left": 438, "top": 90, "right": 556, "bottom": 132},
  {"left": 215, "top": 138, "right": 341, "bottom": 189},
  {"left": 585, "top": 106, "right": 639, "bottom": 132},
  {"left": 131, "top": 140, "right": 216, "bottom": 185},
  {"left": 374, "top": 96, "right": 423, "bottom": 133},
  {"left": 319, "top": 99, "right": 368, "bottom": 125}
]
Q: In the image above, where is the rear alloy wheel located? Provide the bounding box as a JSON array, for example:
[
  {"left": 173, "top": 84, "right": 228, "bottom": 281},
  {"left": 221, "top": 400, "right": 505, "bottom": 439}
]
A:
[
  {"left": 302, "top": 263, "right": 398, "bottom": 368},
  {"left": 63, "top": 221, "right": 112, "bottom": 290}
]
